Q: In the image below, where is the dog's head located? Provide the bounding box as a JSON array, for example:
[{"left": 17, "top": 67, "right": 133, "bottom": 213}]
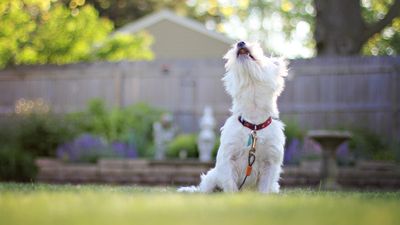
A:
[
  {"left": 222, "top": 41, "right": 287, "bottom": 97},
  {"left": 223, "top": 41, "right": 265, "bottom": 71}
]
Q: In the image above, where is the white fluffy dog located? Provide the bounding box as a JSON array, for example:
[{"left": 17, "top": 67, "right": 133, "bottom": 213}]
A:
[{"left": 179, "top": 41, "right": 287, "bottom": 193}]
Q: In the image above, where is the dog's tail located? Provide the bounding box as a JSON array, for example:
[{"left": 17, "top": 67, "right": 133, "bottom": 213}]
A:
[
  {"left": 177, "top": 168, "right": 218, "bottom": 193},
  {"left": 177, "top": 185, "right": 200, "bottom": 192}
]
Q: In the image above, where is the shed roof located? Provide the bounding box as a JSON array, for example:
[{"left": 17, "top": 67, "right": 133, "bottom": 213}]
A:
[{"left": 116, "top": 9, "right": 234, "bottom": 45}]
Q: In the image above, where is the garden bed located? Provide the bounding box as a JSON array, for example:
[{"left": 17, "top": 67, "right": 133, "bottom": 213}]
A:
[
  {"left": 36, "top": 158, "right": 214, "bottom": 185},
  {"left": 35, "top": 158, "right": 400, "bottom": 189}
]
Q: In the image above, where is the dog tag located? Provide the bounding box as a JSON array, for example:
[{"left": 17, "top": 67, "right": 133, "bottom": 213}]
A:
[{"left": 247, "top": 134, "right": 252, "bottom": 147}]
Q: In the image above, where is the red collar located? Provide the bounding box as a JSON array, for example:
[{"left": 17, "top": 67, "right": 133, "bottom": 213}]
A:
[{"left": 238, "top": 116, "right": 272, "bottom": 131}]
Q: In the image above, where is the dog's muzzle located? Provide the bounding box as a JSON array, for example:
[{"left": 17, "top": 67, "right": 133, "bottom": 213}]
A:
[{"left": 236, "top": 41, "right": 255, "bottom": 60}]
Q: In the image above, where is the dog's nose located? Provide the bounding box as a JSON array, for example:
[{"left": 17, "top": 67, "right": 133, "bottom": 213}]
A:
[{"left": 237, "top": 41, "right": 246, "bottom": 48}]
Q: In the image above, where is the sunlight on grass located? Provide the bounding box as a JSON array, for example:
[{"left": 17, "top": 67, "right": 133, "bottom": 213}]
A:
[{"left": 0, "top": 183, "right": 399, "bottom": 225}]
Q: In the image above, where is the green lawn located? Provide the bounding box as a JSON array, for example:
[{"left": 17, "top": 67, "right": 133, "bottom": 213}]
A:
[{"left": 0, "top": 183, "right": 399, "bottom": 225}]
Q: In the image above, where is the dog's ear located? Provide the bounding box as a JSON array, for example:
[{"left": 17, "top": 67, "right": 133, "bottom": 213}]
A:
[
  {"left": 223, "top": 45, "right": 237, "bottom": 71},
  {"left": 271, "top": 57, "right": 288, "bottom": 77}
]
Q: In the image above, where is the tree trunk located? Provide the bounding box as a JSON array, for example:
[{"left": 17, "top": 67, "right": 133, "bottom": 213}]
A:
[
  {"left": 314, "top": 0, "right": 365, "bottom": 55},
  {"left": 314, "top": 0, "right": 400, "bottom": 56}
]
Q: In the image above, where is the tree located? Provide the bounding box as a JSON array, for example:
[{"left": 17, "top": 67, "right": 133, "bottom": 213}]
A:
[
  {"left": 69, "top": 0, "right": 315, "bottom": 57},
  {"left": 314, "top": 0, "right": 400, "bottom": 55},
  {"left": 0, "top": 0, "right": 153, "bottom": 69},
  {"left": 63, "top": 0, "right": 197, "bottom": 28},
  {"left": 361, "top": 0, "right": 400, "bottom": 55},
  {"left": 189, "top": 0, "right": 399, "bottom": 56},
  {"left": 61, "top": 0, "right": 399, "bottom": 57},
  {"left": 187, "top": 0, "right": 316, "bottom": 57}
]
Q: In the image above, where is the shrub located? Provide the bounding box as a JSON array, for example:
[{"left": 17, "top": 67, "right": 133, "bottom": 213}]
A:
[
  {"left": 349, "top": 129, "right": 396, "bottom": 161},
  {"left": 284, "top": 119, "right": 304, "bottom": 144},
  {"left": 67, "top": 99, "right": 162, "bottom": 157},
  {"left": 15, "top": 114, "right": 78, "bottom": 157},
  {"left": 0, "top": 113, "right": 78, "bottom": 157},
  {"left": 283, "top": 119, "right": 304, "bottom": 165},
  {"left": 211, "top": 137, "right": 220, "bottom": 159},
  {"left": 0, "top": 112, "right": 75, "bottom": 181},
  {"left": 0, "top": 145, "right": 37, "bottom": 182},
  {"left": 167, "top": 134, "right": 198, "bottom": 159},
  {"left": 123, "top": 102, "right": 164, "bottom": 157},
  {"left": 0, "top": 117, "right": 18, "bottom": 146}
]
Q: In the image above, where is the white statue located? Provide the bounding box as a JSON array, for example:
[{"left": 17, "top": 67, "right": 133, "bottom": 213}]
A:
[
  {"left": 197, "top": 106, "right": 216, "bottom": 162},
  {"left": 153, "top": 113, "right": 176, "bottom": 160}
]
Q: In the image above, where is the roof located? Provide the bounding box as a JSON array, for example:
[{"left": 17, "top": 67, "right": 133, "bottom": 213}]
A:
[{"left": 116, "top": 9, "right": 234, "bottom": 45}]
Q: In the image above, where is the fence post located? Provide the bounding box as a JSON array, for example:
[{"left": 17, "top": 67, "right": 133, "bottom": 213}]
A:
[
  {"left": 114, "top": 71, "right": 123, "bottom": 108},
  {"left": 392, "top": 65, "right": 400, "bottom": 141}
]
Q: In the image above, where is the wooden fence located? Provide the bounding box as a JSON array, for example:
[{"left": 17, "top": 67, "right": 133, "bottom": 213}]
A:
[{"left": 0, "top": 57, "right": 399, "bottom": 140}]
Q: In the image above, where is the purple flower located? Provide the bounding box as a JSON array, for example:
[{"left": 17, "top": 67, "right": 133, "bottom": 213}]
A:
[
  {"left": 56, "top": 134, "right": 138, "bottom": 162},
  {"left": 56, "top": 134, "right": 110, "bottom": 162},
  {"left": 336, "top": 142, "right": 349, "bottom": 158},
  {"left": 111, "top": 141, "right": 138, "bottom": 159},
  {"left": 336, "top": 142, "right": 354, "bottom": 165},
  {"left": 284, "top": 138, "right": 301, "bottom": 165}
]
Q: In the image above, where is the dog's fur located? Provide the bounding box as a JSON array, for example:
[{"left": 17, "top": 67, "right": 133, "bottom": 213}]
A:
[{"left": 178, "top": 41, "right": 287, "bottom": 193}]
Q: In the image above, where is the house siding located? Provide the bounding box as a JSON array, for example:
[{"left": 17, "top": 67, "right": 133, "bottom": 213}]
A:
[{"left": 142, "top": 20, "right": 231, "bottom": 59}]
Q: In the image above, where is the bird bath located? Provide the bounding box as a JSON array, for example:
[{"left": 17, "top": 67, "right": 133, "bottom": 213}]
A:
[{"left": 307, "top": 130, "right": 352, "bottom": 190}]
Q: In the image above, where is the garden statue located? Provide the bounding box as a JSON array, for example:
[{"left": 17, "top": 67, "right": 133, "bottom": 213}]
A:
[
  {"left": 197, "top": 106, "right": 216, "bottom": 162},
  {"left": 153, "top": 113, "right": 176, "bottom": 160}
]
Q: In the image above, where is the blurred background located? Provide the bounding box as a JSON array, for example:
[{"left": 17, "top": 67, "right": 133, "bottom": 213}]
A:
[{"left": 0, "top": 0, "right": 399, "bottom": 189}]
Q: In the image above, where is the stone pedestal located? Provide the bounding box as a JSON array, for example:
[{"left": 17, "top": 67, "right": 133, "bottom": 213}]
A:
[{"left": 307, "top": 130, "right": 351, "bottom": 190}]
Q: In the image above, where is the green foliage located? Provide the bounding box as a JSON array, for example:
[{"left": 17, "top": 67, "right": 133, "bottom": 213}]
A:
[
  {"left": 362, "top": 18, "right": 400, "bottom": 55},
  {"left": 62, "top": 0, "right": 315, "bottom": 57},
  {"left": 60, "top": 0, "right": 399, "bottom": 57},
  {"left": 0, "top": 113, "right": 76, "bottom": 181},
  {"left": 0, "top": 0, "right": 153, "bottom": 69},
  {"left": 0, "top": 114, "right": 77, "bottom": 157},
  {"left": 166, "top": 134, "right": 198, "bottom": 158},
  {"left": 68, "top": 99, "right": 163, "bottom": 157},
  {"left": 93, "top": 32, "right": 153, "bottom": 61},
  {"left": 172, "top": 0, "right": 398, "bottom": 57},
  {"left": 361, "top": 0, "right": 400, "bottom": 55},
  {"left": 66, "top": 0, "right": 195, "bottom": 28},
  {"left": 0, "top": 99, "right": 162, "bottom": 161},
  {"left": 16, "top": 114, "right": 77, "bottom": 157},
  {"left": 349, "top": 129, "right": 397, "bottom": 161},
  {"left": 283, "top": 119, "right": 304, "bottom": 144},
  {"left": 211, "top": 136, "right": 220, "bottom": 159},
  {"left": 0, "top": 146, "right": 37, "bottom": 182},
  {"left": 361, "top": 0, "right": 395, "bottom": 24}
]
